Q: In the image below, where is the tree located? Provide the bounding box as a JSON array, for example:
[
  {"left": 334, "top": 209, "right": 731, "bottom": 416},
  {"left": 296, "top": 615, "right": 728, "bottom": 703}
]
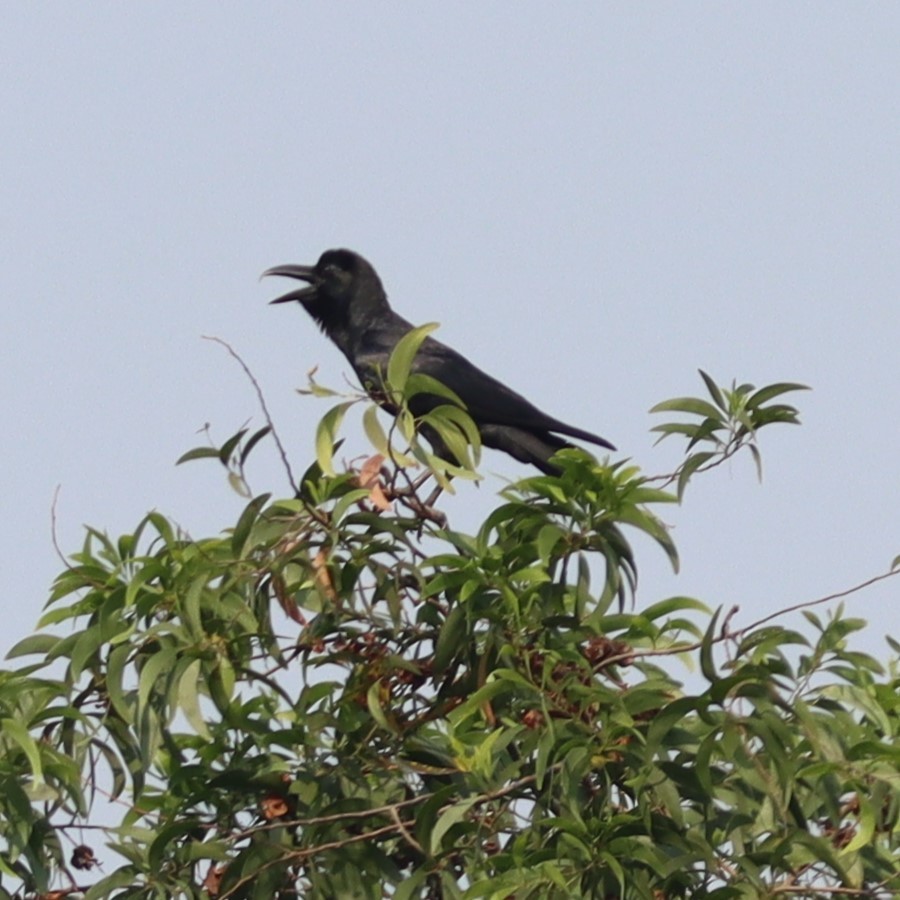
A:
[{"left": 1, "top": 345, "right": 898, "bottom": 899}]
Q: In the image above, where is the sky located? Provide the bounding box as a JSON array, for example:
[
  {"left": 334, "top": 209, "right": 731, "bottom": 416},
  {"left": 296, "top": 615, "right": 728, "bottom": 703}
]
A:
[{"left": 2, "top": 5, "right": 899, "bottom": 668}]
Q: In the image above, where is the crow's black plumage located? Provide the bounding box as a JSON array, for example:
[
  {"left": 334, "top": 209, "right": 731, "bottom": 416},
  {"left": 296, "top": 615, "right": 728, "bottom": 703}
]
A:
[{"left": 263, "top": 248, "right": 615, "bottom": 473}]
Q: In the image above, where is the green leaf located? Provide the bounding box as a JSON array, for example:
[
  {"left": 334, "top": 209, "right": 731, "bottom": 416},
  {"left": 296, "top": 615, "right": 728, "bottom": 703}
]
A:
[
  {"left": 175, "top": 658, "right": 211, "bottom": 740},
  {"left": 218, "top": 428, "right": 248, "bottom": 465},
  {"left": 138, "top": 646, "right": 178, "bottom": 712},
  {"left": 430, "top": 797, "right": 478, "bottom": 854},
  {"left": 362, "top": 404, "right": 391, "bottom": 457},
  {"left": 649, "top": 397, "right": 725, "bottom": 421},
  {"left": 387, "top": 322, "right": 440, "bottom": 393},
  {"left": 239, "top": 425, "right": 272, "bottom": 465},
  {"left": 640, "top": 596, "right": 709, "bottom": 621},
  {"left": 84, "top": 866, "right": 141, "bottom": 899},
  {"left": 699, "top": 606, "right": 722, "bottom": 683},
  {"left": 433, "top": 604, "right": 466, "bottom": 673},
  {"left": 366, "top": 679, "right": 398, "bottom": 734},
  {"left": 175, "top": 446, "right": 220, "bottom": 465},
  {"left": 404, "top": 372, "right": 466, "bottom": 407},
  {"left": 677, "top": 450, "right": 716, "bottom": 500},
  {"left": 699, "top": 369, "right": 728, "bottom": 411},
  {"left": 394, "top": 870, "right": 429, "bottom": 900},
  {"left": 231, "top": 492, "right": 271, "bottom": 557},
  {"left": 745, "top": 381, "right": 810, "bottom": 409},
  {"left": 315, "top": 401, "right": 355, "bottom": 476},
  {"left": 5, "top": 633, "right": 62, "bottom": 659},
  {"left": 1, "top": 717, "right": 44, "bottom": 784}
]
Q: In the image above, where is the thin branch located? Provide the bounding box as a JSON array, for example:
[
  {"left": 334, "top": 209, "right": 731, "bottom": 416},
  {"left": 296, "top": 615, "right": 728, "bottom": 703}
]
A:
[
  {"left": 220, "top": 771, "right": 544, "bottom": 897},
  {"left": 601, "top": 565, "right": 900, "bottom": 669},
  {"left": 50, "top": 484, "right": 71, "bottom": 569},
  {"left": 202, "top": 335, "right": 296, "bottom": 492},
  {"left": 746, "top": 567, "right": 900, "bottom": 631},
  {"left": 771, "top": 885, "right": 897, "bottom": 896},
  {"left": 389, "top": 804, "right": 425, "bottom": 855}
]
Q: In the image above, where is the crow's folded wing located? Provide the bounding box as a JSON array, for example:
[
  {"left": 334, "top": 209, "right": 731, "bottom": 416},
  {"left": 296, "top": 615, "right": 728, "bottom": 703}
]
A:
[{"left": 408, "top": 337, "right": 615, "bottom": 451}]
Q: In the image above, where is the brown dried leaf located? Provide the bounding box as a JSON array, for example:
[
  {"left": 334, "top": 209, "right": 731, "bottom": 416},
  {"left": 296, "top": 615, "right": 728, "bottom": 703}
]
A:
[
  {"left": 261, "top": 794, "right": 290, "bottom": 820},
  {"left": 313, "top": 548, "right": 338, "bottom": 603},
  {"left": 355, "top": 454, "right": 393, "bottom": 512},
  {"left": 203, "top": 863, "right": 227, "bottom": 897},
  {"left": 272, "top": 575, "right": 307, "bottom": 625}
]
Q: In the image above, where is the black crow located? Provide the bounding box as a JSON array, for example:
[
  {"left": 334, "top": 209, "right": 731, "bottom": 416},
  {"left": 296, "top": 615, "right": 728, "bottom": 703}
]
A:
[{"left": 264, "top": 248, "right": 614, "bottom": 473}]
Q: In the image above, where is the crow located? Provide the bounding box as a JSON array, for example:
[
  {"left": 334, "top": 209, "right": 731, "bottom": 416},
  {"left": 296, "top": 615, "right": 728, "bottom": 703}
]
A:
[{"left": 263, "top": 248, "right": 615, "bottom": 474}]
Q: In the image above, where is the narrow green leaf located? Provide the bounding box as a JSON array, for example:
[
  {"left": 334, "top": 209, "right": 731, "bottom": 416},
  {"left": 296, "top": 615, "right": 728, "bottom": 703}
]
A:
[
  {"left": 176, "top": 658, "right": 211, "bottom": 740},
  {"left": 650, "top": 422, "right": 700, "bottom": 444},
  {"left": 536, "top": 523, "right": 565, "bottom": 565},
  {"left": 394, "top": 870, "right": 429, "bottom": 900},
  {"left": 366, "top": 680, "right": 398, "bottom": 734},
  {"left": 175, "top": 446, "right": 220, "bottom": 465},
  {"left": 315, "top": 401, "right": 354, "bottom": 476},
  {"left": 5, "top": 634, "right": 62, "bottom": 659},
  {"left": 84, "top": 866, "right": 141, "bottom": 899},
  {"left": 649, "top": 397, "right": 725, "bottom": 421},
  {"left": 1, "top": 718, "right": 44, "bottom": 784},
  {"left": 698, "top": 369, "right": 728, "bottom": 411},
  {"left": 231, "top": 492, "right": 271, "bottom": 557},
  {"left": 699, "top": 607, "right": 722, "bottom": 683},
  {"left": 677, "top": 450, "right": 716, "bottom": 500},
  {"left": 745, "top": 381, "right": 810, "bottom": 409},
  {"left": 685, "top": 416, "right": 726, "bottom": 451},
  {"left": 362, "top": 404, "right": 391, "bottom": 456},
  {"left": 218, "top": 428, "right": 248, "bottom": 465},
  {"left": 430, "top": 797, "right": 478, "bottom": 854},
  {"left": 404, "top": 372, "right": 466, "bottom": 407},
  {"left": 227, "top": 471, "right": 251, "bottom": 497},
  {"left": 640, "top": 596, "right": 709, "bottom": 621},
  {"left": 748, "top": 442, "right": 763, "bottom": 482},
  {"left": 387, "top": 322, "right": 439, "bottom": 392},
  {"left": 107, "top": 644, "right": 133, "bottom": 722},
  {"left": 239, "top": 425, "right": 272, "bottom": 465},
  {"left": 138, "top": 647, "right": 178, "bottom": 712},
  {"left": 433, "top": 604, "right": 466, "bottom": 673},
  {"left": 70, "top": 626, "right": 106, "bottom": 682}
]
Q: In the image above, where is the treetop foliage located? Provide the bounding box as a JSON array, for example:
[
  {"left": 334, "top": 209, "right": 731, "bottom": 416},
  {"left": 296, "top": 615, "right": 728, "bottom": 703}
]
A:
[{"left": 2, "top": 345, "right": 899, "bottom": 899}]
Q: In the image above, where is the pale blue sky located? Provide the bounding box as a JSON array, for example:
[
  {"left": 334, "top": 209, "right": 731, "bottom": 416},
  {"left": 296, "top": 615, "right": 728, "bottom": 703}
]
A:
[{"left": 2, "top": 5, "right": 898, "bottom": 659}]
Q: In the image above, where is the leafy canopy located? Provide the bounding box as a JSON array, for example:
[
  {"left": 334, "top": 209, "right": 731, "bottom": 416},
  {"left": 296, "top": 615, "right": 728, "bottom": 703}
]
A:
[{"left": 2, "top": 349, "right": 899, "bottom": 899}]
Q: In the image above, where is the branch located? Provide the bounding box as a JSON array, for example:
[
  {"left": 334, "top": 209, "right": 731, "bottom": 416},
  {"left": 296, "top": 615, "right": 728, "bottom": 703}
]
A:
[
  {"left": 220, "top": 771, "right": 545, "bottom": 897},
  {"left": 202, "top": 335, "right": 296, "bottom": 492},
  {"left": 602, "top": 565, "right": 900, "bottom": 669}
]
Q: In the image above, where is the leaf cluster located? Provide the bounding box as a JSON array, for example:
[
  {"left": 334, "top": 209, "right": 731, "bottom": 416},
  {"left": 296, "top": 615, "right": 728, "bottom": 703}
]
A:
[{"left": 1, "top": 370, "right": 898, "bottom": 900}]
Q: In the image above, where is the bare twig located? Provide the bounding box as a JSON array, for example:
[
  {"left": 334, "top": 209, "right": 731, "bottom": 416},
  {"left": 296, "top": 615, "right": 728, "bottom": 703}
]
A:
[
  {"left": 50, "top": 484, "right": 70, "bottom": 568},
  {"left": 602, "top": 565, "right": 900, "bottom": 670},
  {"left": 202, "top": 335, "right": 296, "bottom": 492},
  {"left": 770, "top": 884, "right": 896, "bottom": 896}
]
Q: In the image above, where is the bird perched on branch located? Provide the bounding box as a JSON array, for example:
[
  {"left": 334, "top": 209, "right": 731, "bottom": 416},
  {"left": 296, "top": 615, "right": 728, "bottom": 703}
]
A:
[{"left": 264, "top": 248, "right": 614, "bottom": 474}]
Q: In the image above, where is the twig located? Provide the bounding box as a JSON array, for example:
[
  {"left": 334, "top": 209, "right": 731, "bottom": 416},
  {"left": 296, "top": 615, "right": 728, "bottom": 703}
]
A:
[
  {"left": 389, "top": 805, "right": 425, "bottom": 855},
  {"left": 220, "top": 771, "right": 544, "bottom": 897},
  {"left": 771, "top": 884, "right": 896, "bottom": 896},
  {"left": 50, "top": 484, "right": 71, "bottom": 568},
  {"left": 602, "top": 565, "right": 900, "bottom": 669},
  {"left": 746, "top": 568, "right": 900, "bottom": 631},
  {"left": 202, "top": 335, "right": 296, "bottom": 492}
]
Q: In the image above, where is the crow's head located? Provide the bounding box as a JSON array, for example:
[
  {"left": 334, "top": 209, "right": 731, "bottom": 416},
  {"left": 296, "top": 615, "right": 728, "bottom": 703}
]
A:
[
  {"left": 263, "top": 248, "right": 389, "bottom": 339},
  {"left": 263, "top": 247, "right": 386, "bottom": 323}
]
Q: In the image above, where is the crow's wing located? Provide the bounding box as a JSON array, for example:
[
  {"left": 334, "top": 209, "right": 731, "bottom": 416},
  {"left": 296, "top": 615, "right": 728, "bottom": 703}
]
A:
[{"left": 407, "top": 336, "right": 615, "bottom": 451}]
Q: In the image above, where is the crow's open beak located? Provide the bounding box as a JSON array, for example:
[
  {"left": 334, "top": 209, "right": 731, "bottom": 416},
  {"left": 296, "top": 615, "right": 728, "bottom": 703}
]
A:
[{"left": 261, "top": 264, "right": 321, "bottom": 304}]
